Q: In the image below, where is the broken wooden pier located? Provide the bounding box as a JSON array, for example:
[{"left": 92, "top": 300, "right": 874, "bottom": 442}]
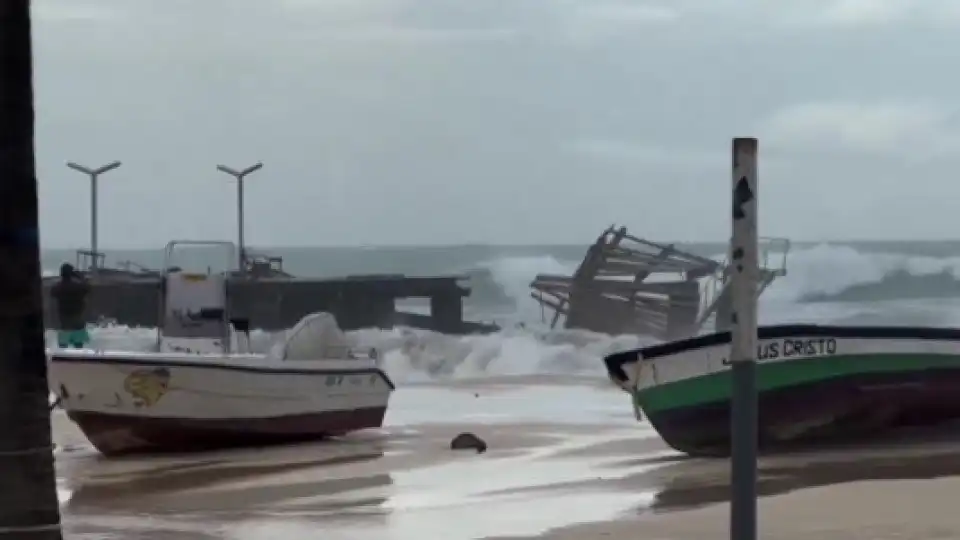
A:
[{"left": 530, "top": 225, "right": 789, "bottom": 340}]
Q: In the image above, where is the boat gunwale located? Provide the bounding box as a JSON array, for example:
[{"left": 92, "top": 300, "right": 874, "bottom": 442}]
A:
[
  {"left": 49, "top": 353, "right": 397, "bottom": 390},
  {"left": 603, "top": 324, "right": 960, "bottom": 384}
]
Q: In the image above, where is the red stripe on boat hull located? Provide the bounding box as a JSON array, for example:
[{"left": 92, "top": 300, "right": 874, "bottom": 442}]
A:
[{"left": 67, "top": 407, "right": 388, "bottom": 457}]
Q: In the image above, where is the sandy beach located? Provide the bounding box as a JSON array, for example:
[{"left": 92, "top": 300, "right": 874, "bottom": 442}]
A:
[{"left": 53, "top": 375, "right": 960, "bottom": 540}]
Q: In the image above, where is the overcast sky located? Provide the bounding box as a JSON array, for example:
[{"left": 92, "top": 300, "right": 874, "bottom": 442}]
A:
[{"left": 30, "top": 0, "right": 960, "bottom": 248}]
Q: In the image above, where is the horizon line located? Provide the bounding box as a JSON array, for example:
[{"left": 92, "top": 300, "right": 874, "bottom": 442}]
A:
[{"left": 37, "top": 237, "right": 960, "bottom": 251}]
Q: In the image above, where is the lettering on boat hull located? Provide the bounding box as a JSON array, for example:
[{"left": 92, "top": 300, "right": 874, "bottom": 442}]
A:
[{"left": 722, "top": 338, "right": 837, "bottom": 365}]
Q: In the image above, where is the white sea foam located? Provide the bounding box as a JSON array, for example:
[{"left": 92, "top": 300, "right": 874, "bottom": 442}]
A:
[{"left": 51, "top": 324, "right": 650, "bottom": 384}]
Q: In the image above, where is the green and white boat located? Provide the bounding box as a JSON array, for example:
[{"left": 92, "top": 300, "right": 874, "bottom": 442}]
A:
[{"left": 604, "top": 324, "right": 960, "bottom": 456}]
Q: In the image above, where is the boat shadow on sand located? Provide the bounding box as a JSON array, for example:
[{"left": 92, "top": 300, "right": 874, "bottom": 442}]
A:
[
  {"left": 638, "top": 423, "right": 960, "bottom": 514},
  {"left": 64, "top": 435, "right": 395, "bottom": 519}
]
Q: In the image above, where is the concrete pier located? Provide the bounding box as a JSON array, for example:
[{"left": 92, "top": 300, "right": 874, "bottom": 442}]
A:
[{"left": 42, "top": 273, "right": 495, "bottom": 334}]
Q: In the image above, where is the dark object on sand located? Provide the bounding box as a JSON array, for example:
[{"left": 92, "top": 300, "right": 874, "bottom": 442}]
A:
[{"left": 450, "top": 432, "right": 487, "bottom": 454}]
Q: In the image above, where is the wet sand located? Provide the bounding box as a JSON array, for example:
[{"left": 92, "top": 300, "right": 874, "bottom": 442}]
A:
[
  {"left": 52, "top": 378, "right": 960, "bottom": 539},
  {"left": 495, "top": 478, "right": 960, "bottom": 540},
  {"left": 489, "top": 423, "right": 960, "bottom": 540}
]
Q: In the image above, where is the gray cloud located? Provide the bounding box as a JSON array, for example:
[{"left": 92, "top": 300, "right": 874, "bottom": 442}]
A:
[{"left": 29, "top": 0, "right": 960, "bottom": 247}]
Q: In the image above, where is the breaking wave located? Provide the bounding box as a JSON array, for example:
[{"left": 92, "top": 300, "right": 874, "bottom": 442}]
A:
[
  {"left": 57, "top": 325, "right": 651, "bottom": 384},
  {"left": 460, "top": 244, "right": 960, "bottom": 314},
  {"left": 766, "top": 244, "right": 960, "bottom": 304}
]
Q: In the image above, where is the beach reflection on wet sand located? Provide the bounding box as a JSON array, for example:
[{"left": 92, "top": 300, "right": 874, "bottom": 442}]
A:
[{"left": 54, "top": 379, "right": 960, "bottom": 540}]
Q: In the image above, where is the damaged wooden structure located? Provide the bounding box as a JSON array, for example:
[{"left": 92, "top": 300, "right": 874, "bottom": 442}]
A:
[{"left": 530, "top": 225, "right": 789, "bottom": 340}]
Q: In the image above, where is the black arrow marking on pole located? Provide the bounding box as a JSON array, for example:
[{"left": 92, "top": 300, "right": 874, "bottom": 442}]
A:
[{"left": 733, "top": 176, "right": 753, "bottom": 220}]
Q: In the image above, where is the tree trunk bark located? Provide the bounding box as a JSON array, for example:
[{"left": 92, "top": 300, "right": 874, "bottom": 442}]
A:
[{"left": 0, "top": 1, "right": 64, "bottom": 538}]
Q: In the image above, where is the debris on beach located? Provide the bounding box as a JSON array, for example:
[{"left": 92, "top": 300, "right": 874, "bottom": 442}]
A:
[{"left": 450, "top": 432, "right": 488, "bottom": 454}]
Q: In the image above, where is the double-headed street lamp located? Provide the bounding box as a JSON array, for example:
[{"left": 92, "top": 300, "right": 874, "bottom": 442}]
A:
[
  {"left": 66, "top": 160, "right": 122, "bottom": 272},
  {"left": 215, "top": 162, "right": 263, "bottom": 273}
]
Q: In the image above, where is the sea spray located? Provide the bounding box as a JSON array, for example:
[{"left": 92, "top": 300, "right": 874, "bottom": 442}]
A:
[{"left": 47, "top": 324, "right": 651, "bottom": 384}]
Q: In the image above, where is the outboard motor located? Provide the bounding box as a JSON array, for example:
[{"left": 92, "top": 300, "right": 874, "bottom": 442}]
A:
[{"left": 231, "top": 318, "right": 252, "bottom": 353}]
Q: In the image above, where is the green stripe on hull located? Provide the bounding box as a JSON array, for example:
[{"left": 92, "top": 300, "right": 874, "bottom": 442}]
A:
[{"left": 637, "top": 353, "right": 960, "bottom": 414}]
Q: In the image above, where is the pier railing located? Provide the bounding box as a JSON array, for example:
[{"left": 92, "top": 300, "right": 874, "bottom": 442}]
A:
[{"left": 696, "top": 237, "right": 790, "bottom": 331}]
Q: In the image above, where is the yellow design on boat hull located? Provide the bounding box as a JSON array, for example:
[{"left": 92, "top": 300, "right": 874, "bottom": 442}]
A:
[{"left": 123, "top": 368, "right": 171, "bottom": 407}]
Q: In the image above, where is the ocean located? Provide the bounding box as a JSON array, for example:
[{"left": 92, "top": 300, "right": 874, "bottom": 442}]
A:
[{"left": 40, "top": 239, "right": 960, "bottom": 381}]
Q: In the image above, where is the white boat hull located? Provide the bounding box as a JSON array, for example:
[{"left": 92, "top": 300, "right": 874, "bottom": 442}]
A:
[{"left": 48, "top": 350, "right": 394, "bottom": 456}]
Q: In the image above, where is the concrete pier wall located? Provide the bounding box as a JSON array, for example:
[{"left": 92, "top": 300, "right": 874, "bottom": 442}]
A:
[{"left": 42, "top": 275, "right": 484, "bottom": 334}]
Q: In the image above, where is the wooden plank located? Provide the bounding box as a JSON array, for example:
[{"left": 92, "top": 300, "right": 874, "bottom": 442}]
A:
[
  {"left": 601, "top": 249, "right": 719, "bottom": 272},
  {"left": 530, "top": 293, "right": 569, "bottom": 313},
  {"left": 596, "top": 260, "right": 701, "bottom": 275}
]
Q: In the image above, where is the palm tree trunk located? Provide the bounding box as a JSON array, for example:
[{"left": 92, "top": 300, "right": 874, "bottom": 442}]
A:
[{"left": 0, "top": 1, "right": 64, "bottom": 538}]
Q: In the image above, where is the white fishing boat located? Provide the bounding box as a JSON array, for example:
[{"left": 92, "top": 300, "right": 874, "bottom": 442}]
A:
[{"left": 47, "top": 241, "right": 394, "bottom": 457}]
